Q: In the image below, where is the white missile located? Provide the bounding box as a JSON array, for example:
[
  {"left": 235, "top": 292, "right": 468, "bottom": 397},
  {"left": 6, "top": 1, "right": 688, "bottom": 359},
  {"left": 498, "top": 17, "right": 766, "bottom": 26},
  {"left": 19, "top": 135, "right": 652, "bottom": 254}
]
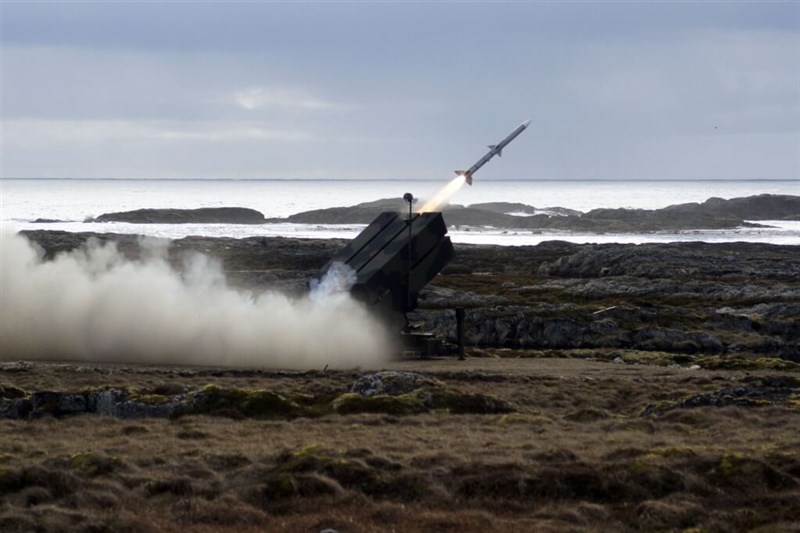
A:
[{"left": 456, "top": 119, "right": 531, "bottom": 185}]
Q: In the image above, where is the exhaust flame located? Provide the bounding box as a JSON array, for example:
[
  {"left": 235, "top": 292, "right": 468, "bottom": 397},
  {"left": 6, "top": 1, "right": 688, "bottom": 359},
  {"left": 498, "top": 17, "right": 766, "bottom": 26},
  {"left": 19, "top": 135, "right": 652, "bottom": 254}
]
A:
[
  {"left": 417, "top": 174, "right": 467, "bottom": 213},
  {"left": 0, "top": 229, "right": 390, "bottom": 369}
]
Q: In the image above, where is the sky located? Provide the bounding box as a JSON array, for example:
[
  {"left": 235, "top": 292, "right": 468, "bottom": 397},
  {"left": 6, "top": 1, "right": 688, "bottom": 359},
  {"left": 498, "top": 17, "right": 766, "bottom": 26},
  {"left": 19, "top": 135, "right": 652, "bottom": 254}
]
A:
[{"left": 1, "top": 1, "right": 799, "bottom": 181}]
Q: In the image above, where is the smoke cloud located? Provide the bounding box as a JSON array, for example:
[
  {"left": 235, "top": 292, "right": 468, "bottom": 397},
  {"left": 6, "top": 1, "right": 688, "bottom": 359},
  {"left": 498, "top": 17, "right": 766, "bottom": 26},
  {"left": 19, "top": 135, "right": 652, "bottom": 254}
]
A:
[{"left": 0, "top": 230, "right": 390, "bottom": 369}]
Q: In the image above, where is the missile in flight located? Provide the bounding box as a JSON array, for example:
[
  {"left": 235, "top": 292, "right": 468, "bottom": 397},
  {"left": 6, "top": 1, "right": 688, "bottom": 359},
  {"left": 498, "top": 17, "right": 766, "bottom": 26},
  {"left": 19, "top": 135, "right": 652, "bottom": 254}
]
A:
[{"left": 456, "top": 119, "right": 531, "bottom": 185}]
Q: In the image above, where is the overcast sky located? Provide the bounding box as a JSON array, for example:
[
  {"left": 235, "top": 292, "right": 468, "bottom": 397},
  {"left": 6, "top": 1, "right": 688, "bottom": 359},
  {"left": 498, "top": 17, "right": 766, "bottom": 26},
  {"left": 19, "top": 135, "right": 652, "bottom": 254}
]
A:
[{"left": 2, "top": 1, "right": 798, "bottom": 180}]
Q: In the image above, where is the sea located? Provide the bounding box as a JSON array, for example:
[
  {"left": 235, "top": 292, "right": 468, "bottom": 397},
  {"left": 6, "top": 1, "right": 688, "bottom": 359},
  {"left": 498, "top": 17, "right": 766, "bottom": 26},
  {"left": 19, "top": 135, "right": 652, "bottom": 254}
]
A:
[{"left": 2, "top": 178, "right": 798, "bottom": 245}]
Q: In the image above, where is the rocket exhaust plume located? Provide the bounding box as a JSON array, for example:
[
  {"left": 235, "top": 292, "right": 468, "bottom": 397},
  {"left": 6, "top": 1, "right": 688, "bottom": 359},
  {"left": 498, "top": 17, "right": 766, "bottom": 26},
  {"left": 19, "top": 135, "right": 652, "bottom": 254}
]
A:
[
  {"left": 416, "top": 119, "right": 531, "bottom": 213},
  {"left": 417, "top": 174, "right": 467, "bottom": 213},
  {"left": 0, "top": 229, "right": 390, "bottom": 369}
]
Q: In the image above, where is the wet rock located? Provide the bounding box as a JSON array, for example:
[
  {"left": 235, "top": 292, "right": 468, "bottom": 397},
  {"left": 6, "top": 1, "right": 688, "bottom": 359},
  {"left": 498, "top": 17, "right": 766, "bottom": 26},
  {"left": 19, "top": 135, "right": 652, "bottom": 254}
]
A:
[
  {"left": 0, "top": 397, "right": 33, "bottom": 419},
  {"left": 56, "top": 394, "right": 87, "bottom": 415},
  {"left": 350, "top": 371, "right": 440, "bottom": 397},
  {"left": 88, "top": 389, "right": 128, "bottom": 416},
  {"left": 30, "top": 391, "right": 63, "bottom": 417},
  {"left": 642, "top": 376, "right": 800, "bottom": 416},
  {"left": 116, "top": 395, "right": 189, "bottom": 419}
]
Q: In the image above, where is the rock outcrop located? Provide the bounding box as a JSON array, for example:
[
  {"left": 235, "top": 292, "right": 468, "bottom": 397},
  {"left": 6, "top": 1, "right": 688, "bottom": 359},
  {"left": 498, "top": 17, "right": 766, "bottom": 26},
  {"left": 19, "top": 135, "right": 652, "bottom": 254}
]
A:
[
  {"left": 16, "top": 230, "right": 800, "bottom": 362},
  {"left": 269, "top": 194, "right": 800, "bottom": 232},
  {"left": 89, "top": 207, "right": 267, "bottom": 224}
]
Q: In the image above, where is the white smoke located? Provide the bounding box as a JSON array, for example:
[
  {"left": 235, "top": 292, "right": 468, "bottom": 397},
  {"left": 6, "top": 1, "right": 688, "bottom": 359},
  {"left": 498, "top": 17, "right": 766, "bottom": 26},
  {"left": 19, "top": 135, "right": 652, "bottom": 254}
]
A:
[
  {"left": 0, "top": 229, "right": 390, "bottom": 369},
  {"left": 309, "top": 261, "right": 357, "bottom": 302}
]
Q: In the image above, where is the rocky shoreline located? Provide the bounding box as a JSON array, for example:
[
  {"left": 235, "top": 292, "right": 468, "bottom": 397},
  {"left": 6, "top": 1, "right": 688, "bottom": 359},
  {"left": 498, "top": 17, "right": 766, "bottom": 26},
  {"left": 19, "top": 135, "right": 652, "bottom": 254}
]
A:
[
  {"left": 71, "top": 194, "right": 800, "bottom": 233},
  {"left": 19, "top": 230, "right": 800, "bottom": 363}
]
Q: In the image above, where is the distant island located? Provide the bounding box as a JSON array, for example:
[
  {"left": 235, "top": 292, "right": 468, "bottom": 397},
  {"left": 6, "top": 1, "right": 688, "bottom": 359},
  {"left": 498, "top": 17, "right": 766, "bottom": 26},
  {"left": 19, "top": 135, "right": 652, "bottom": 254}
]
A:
[
  {"left": 82, "top": 194, "right": 799, "bottom": 233},
  {"left": 87, "top": 207, "right": 266, "bottom": 224}
]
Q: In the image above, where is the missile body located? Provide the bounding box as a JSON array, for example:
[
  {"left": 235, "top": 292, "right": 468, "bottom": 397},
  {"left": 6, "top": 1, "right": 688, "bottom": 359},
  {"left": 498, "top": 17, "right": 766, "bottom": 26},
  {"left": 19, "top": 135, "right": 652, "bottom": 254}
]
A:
[{"left": 456, "top": 119, "right": 531, "bottom": 185}]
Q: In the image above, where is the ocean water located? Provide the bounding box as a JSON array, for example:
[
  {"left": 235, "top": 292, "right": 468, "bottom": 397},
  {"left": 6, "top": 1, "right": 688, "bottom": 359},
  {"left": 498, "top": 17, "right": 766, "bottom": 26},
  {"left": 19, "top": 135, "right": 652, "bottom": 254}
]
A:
[{"left": 1, "top": 178, "right": 798, "bottom": 245}]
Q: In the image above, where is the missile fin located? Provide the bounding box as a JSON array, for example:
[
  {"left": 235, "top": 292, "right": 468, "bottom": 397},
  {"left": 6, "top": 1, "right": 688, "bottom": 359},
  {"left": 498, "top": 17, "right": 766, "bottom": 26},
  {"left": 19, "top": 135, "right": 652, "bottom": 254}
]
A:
[{"left": 455, "top": 170, "right": 467, "bottom": 175}]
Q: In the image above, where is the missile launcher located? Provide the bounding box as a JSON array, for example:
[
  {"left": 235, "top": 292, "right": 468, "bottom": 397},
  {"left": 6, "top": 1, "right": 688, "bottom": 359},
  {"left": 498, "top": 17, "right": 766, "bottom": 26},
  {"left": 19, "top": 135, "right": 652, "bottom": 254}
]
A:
[{"left": 323, "top": 211, "right": 453, "bottom": 317}]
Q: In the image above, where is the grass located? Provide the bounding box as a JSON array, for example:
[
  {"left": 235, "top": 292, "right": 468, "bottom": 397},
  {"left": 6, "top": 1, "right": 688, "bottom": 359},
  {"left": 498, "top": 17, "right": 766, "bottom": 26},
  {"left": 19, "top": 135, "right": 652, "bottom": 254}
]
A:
[{"left": 1, "top": 358, "right": 799, "bottom": 531}]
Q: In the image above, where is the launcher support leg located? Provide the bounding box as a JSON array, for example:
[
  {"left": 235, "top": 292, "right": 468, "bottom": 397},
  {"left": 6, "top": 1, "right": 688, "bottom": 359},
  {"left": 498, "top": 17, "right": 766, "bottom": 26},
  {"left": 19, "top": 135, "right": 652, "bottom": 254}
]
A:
[{"left": 455, "top": 307, "right": 466, "bottom": 360}]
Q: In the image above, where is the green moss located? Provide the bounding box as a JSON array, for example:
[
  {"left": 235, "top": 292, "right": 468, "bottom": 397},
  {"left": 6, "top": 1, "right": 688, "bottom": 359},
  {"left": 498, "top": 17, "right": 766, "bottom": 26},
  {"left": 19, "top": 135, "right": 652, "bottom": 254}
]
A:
[
  {"left": 69, "top": 452, "right": 125, "bottom": 477},
  {"left": 289, "top": 444, "right": 328, "bottom": 459},
  {"left": 277, "top": 445, "right": 337, "bottom": 473},
  {"left": 326, "top": 458, "right": 386, "bottom": 491},
  {"left": 76, "top": 385, "right": 120, "bottom": 395},
  {"left": 332, "top": 386, "right": 517, "bottom": 417},
  {"left": 331, "top": 392, "right": 427, "bottom": 416},
  {"left": 429, "top": 388, "right": 517, "bottom": 414},
  {"left": 242, "top": 390, "right": 304, "bottom": 418},
  {"left": 191, "top": 385, "right": 307, "bottom": 418},
  {"left": 129, "top": 394, "right": 171, "bottom": 405},
  {"left": 696, "top": 356, "right": 800, "bottom": 371},
  {"left": 273, "top": 446, "right": 390, "bottom": 495}
]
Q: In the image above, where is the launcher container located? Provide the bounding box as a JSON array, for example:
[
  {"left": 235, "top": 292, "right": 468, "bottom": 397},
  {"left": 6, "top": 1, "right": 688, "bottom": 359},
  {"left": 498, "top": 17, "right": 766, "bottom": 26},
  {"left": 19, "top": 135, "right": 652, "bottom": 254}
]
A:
[{"left": 323, "top": 211, "right": 454, "bottom": 318}]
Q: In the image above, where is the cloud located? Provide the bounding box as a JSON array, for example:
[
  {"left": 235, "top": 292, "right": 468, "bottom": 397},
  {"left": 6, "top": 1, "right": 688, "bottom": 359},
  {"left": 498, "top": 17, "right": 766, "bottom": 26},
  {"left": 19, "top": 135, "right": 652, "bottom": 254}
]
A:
[
  {"left": 2, "top": 4, "right": 797, "bottom": 180},
  {"left": 156, "top": 126, "right": 312, "bottom": 142},
  {"left": 3, "top": 119, "right": 313, "bottom": 144},
  {"left": 232, "top": 86, "right": 349, "bottom": 111},
  {"left": 559, "top": 28, "right": 800, "bottom": 137}
]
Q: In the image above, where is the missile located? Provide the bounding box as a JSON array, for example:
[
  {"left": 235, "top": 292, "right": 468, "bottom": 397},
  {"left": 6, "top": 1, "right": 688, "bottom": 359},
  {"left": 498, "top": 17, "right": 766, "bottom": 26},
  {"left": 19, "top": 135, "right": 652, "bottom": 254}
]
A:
[{"left": 456, "top": 119, "right": 531, "bottom": 185}]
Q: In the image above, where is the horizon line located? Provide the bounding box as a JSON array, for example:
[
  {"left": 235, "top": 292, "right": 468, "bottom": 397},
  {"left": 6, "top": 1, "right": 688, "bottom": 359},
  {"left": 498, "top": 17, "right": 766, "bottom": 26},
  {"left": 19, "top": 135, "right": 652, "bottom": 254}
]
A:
[{"left": 1, "top": 177, "right": 798, "bottom": 183}]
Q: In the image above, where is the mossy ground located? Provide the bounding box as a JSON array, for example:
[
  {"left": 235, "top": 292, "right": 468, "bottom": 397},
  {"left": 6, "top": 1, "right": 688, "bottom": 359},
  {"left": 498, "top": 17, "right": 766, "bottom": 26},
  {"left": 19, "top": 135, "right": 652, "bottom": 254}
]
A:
[
  {"left": 1, "top": 358, "right": 799, "bottom": 532},
  {"left": 484, "top": 348, "right": 800, "bottom": 371}
]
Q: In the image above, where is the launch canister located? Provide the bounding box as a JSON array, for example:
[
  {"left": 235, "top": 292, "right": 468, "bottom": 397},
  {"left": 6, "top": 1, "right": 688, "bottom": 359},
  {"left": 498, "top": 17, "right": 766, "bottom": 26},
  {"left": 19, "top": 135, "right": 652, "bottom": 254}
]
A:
[{"left": 456, "top": 119, "right": 531, "bottom": 185}]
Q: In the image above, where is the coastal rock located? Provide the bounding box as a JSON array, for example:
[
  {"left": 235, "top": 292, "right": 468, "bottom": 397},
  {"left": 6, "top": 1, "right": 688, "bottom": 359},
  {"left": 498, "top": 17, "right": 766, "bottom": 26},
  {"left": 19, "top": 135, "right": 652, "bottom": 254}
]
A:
[
  {"left": 90, "top": 207, "right": 267, "bottom": 224},
  {"left": 468, "top": 202, "right": 581, "bottom": 217},
  {"left": 661, "top": 194, "right": 800, "bottom": 221},
  {"left": 270, "top": 194, "right": 799, "bottom": 232}
]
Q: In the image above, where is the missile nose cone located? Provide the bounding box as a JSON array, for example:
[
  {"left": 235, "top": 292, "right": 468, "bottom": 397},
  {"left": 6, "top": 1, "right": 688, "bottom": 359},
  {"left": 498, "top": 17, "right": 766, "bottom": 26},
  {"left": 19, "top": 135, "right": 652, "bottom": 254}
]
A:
[{"left": 522, "top": 119, "right": 532, "bottom": 128}]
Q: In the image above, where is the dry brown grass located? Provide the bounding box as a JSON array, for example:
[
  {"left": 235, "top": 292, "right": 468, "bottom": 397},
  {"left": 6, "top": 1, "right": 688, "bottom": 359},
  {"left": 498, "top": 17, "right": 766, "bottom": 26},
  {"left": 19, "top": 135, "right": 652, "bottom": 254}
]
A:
[{"left": 1, "top": 358, "right": 799, "bottom": 531}]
